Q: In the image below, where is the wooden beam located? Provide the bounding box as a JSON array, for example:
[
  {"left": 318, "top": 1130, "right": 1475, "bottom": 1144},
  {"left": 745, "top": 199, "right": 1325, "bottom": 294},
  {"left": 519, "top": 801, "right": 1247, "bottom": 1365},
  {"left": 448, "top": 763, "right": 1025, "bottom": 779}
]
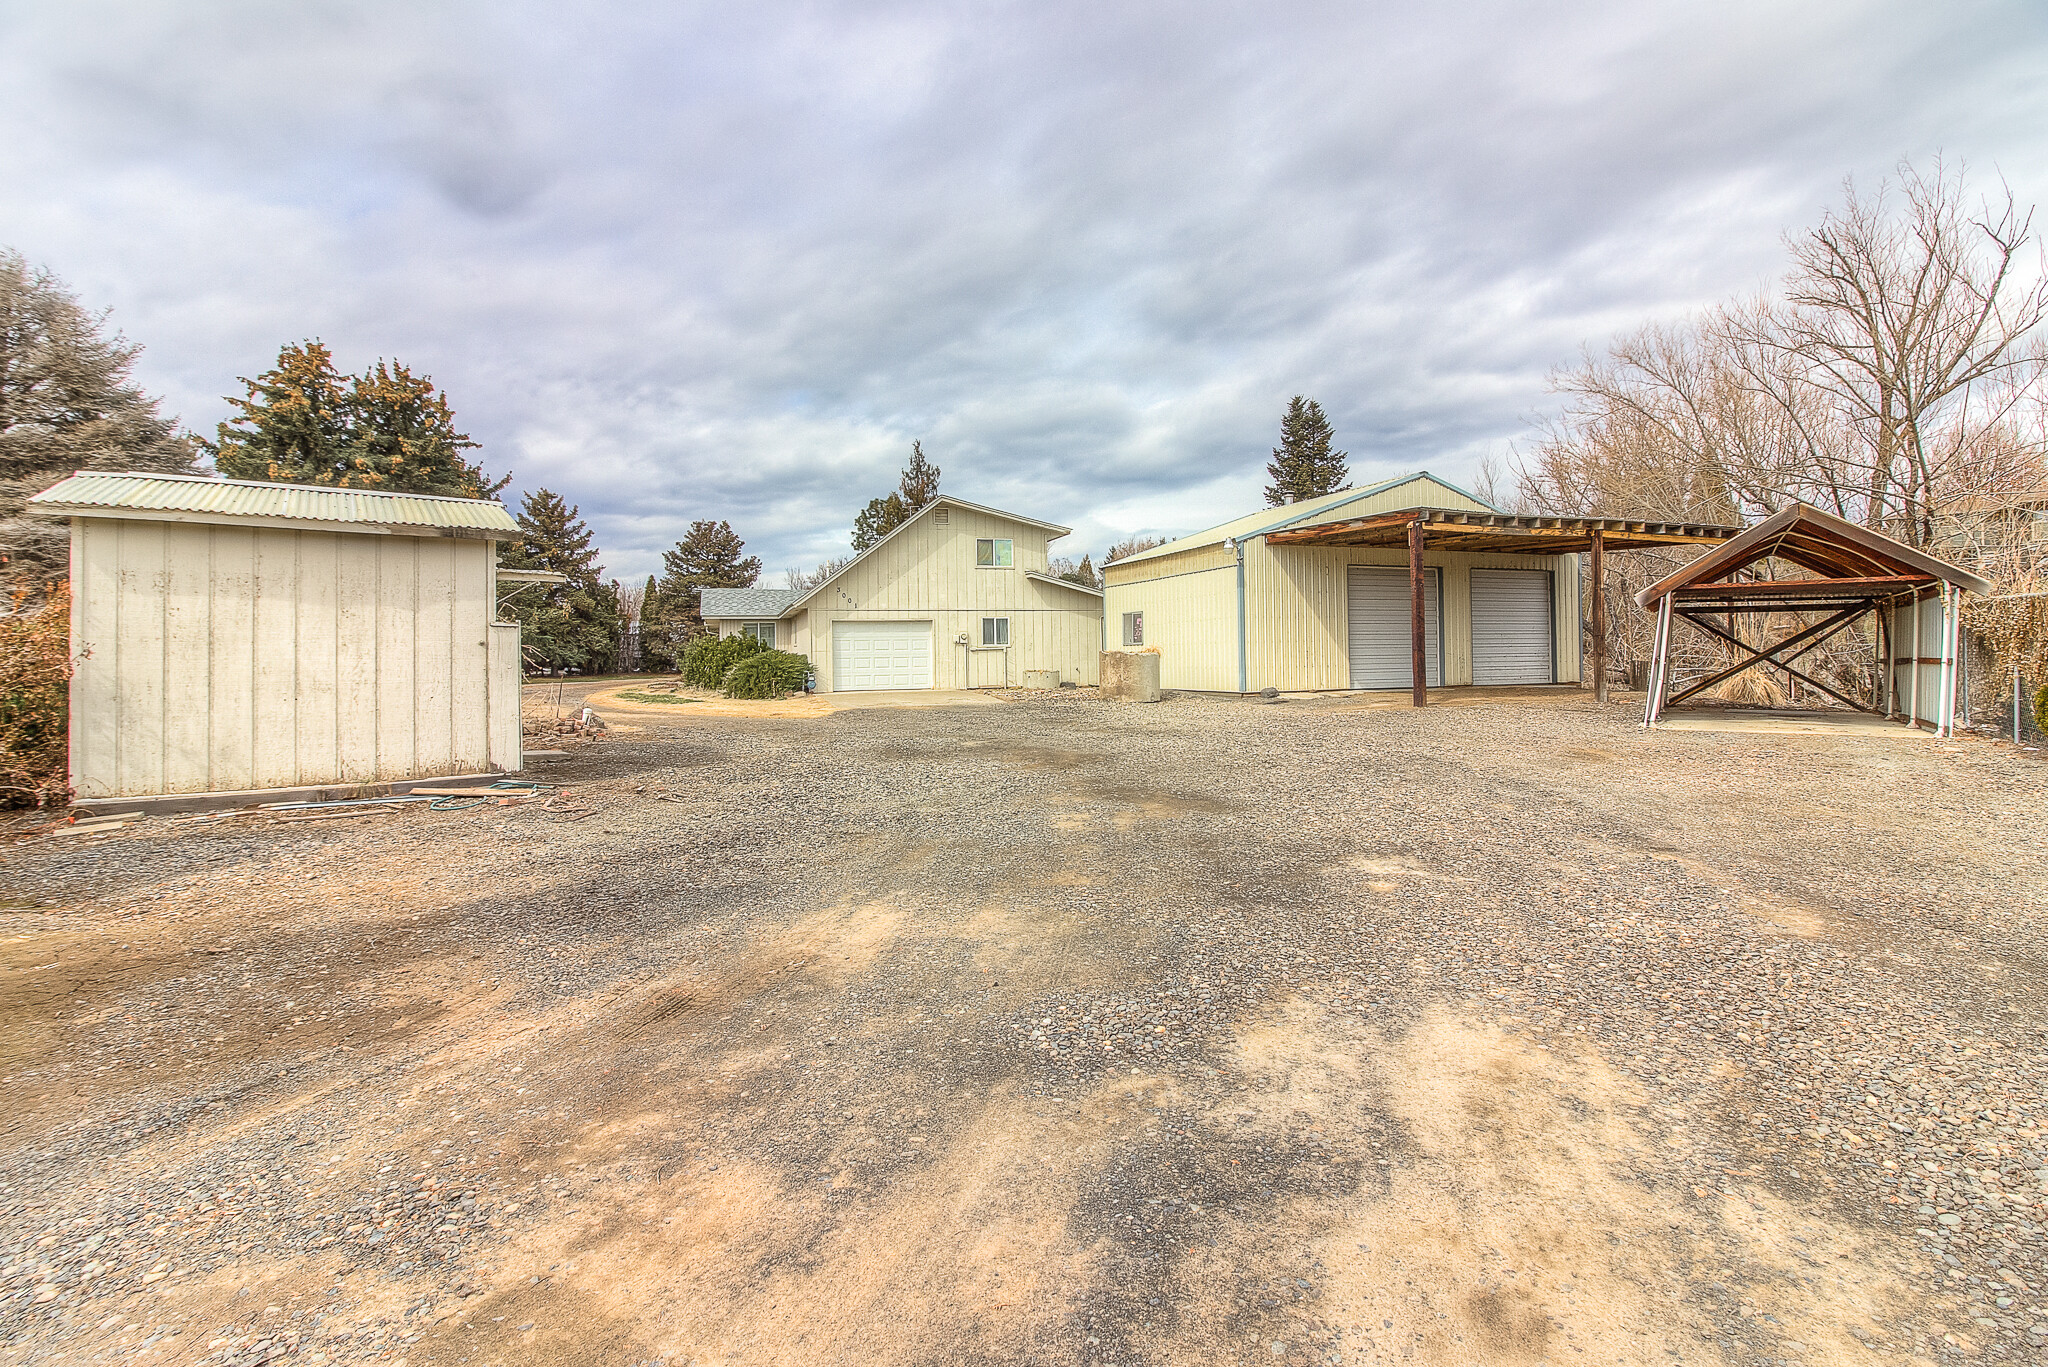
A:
[
  {"left": 1589, "top": 529, "right": 1607, "bottom": 704},
  {"left": 1671, "top": 575, "right": 1928, "bottom": 599},
  {"left": 1666, "top": 605, "right": 1872, "bottom": 709},
  {"left": 1409, "top": 517, "right": 1427, "bottom": 708}
]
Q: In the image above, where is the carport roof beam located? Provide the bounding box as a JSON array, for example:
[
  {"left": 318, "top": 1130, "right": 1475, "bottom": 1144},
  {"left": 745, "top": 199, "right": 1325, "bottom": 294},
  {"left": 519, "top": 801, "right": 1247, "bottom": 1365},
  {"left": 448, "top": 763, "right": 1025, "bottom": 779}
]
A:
[{"left": 1261, "top": 507, "right": 1739, "bottom": 555}]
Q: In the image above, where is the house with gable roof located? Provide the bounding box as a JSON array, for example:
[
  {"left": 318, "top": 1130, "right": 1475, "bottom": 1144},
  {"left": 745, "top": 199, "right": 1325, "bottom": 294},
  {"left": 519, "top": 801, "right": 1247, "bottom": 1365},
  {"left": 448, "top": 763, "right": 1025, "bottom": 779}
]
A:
[{"left": 700, "top": 495, "right": 1103, "bottom": 691}]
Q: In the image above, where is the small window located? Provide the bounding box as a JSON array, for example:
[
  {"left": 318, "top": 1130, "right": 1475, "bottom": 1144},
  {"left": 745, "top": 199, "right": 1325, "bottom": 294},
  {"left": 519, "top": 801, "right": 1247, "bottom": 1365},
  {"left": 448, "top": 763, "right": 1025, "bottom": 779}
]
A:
[
  {"left": 976, "top": 538, "right": 1014, "bottom": 568},
  {"left": 981, "top": 617, "right": 1009, "bottom": 646},
  {"left": 741, "top": 622, "right": 776, "bottom": 648},
  {"left": 1122, "top": 611, "right": 1144, "bottom": 646}
]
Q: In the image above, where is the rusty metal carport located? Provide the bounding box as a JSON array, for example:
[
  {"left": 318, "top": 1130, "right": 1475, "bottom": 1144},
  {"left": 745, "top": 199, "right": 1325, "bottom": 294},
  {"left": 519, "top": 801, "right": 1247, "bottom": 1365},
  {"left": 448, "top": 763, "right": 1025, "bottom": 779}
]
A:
[
  {"left": 1263, "top": 508, "right": 1738, "bottom": 704},
  {"left": 1633, "top": 503, "right": 1991, "bottom": 735}
]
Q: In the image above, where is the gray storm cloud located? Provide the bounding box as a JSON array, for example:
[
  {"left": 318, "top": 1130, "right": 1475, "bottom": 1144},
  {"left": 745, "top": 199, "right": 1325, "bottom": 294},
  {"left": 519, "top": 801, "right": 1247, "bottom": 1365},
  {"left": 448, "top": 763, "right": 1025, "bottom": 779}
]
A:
[{"left": 2, "top": 0, "right": 2043, "bottom": 579}]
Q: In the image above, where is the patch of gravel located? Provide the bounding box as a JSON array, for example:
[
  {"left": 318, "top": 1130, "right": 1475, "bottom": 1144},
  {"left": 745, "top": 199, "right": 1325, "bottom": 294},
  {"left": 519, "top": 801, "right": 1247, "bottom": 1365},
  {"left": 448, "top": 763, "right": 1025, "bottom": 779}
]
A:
[{"left": 1, "top": 687, "right": 2043, "bottom": 1364}]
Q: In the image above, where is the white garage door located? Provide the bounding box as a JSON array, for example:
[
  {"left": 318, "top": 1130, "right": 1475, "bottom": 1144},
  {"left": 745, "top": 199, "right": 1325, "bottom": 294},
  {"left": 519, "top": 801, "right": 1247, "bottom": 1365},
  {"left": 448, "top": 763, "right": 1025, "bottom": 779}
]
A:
[
  {"left": 831, "top": 620, "right": 933, "bottom": 691},
  {"left": 1471, "top": 569, "right": 1554, "bottom": 684},
  {"left": 1348, "top": 566, "right": 1440, "bottom": 689}
]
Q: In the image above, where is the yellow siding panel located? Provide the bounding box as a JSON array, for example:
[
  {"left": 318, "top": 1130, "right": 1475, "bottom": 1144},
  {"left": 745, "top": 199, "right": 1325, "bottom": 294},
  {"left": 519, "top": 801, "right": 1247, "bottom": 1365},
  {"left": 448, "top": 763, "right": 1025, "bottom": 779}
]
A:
[
  {"left": 799, "top": 506, "right": 1100, "bottom": 691},
  {"left": 1246, "top": 543, "right": 1582, "bottom": 690},
  {"left": 1101, "top": 558, "right": 1240, "bottom": 692}
]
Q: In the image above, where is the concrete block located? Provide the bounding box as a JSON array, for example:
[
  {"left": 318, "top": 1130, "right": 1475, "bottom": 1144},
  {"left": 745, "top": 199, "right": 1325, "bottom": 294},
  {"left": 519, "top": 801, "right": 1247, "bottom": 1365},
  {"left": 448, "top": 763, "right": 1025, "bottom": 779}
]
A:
[
  {"left": 1099, "top": 650, "right": 1162, "bottom": 703},
  {"left": 1021, "top": 669, "right": 1060, "bottom": 690}
]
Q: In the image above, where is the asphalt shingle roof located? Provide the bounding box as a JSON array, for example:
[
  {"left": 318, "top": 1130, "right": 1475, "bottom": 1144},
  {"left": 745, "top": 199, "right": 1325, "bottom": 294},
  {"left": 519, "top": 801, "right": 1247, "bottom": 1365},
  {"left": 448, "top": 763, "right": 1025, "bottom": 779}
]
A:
[{"left": 699, "top": 587, "right": 802, "bottom": 619}]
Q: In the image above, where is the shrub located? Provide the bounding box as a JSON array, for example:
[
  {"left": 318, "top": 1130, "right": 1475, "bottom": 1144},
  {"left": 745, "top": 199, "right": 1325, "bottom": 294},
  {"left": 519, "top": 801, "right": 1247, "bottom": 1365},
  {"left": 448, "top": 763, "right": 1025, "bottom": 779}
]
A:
[
  {"left": 680, "top": 631, "right": 765, "bottom": 688},
  {"left": 0, "top": 585, "right": 74, "bottom": 809},
  {"left": 722, "top": 649, "right": 811, "bottom": 699}
]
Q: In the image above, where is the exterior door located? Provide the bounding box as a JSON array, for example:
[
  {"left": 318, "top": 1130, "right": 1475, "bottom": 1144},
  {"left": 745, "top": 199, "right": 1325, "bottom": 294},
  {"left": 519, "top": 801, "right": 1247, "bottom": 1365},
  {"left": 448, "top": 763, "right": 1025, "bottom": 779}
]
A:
[
  {"left": 1348, "top": 566, "right": 1440, "bottom": 689},
  {"left": 1470, "top": 569, "right": 1555, "bottom": 684},
  {"left": 831, "top": 621, "right": 933, "bottom": 690}
]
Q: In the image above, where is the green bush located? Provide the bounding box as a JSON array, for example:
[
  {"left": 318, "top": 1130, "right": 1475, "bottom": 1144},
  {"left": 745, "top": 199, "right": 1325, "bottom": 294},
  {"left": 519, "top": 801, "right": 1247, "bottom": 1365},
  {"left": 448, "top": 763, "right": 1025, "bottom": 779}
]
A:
[
  {"left": 680, "top": 631, "right": 766, "bottom": 688},
  {"left": 722, "top": 649, "right": 811, "bottom": 699}
]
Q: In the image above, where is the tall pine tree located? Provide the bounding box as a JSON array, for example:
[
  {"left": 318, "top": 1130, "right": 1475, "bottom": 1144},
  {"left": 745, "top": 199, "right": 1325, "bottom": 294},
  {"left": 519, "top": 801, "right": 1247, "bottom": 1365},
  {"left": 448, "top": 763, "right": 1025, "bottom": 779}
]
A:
[
  {"left": 644, "top": 520, "right": 762, "bottom": 667},
  {"left": 0, "top": 250, "right": 197, "bottom": 585},
  {"left": 1263, "top": 396, "right": 1349, "bottom": 506},
  {"left": 208, "top": 341, "right": 505, "bottom": 498},
  {"left": 498, "top": 489, "right": 620, "bottom": 672},
  {"left": 898, "top": 440, "right": 940, "bottom": 508},
  {"left": 851, "top": 441, "right": 942, "bottom": 550}
]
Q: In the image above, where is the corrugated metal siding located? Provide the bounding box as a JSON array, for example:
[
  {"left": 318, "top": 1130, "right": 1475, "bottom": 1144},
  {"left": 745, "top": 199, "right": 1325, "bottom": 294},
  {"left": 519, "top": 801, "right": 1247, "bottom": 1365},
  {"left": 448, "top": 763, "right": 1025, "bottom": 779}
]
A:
[
  {"left": 1104, "top": 541, "right": 1236, "bottom": 587},
  {"left": 1470, "top": 569, "right": 1555, "bottom": 684},
  {"left": 1890, "top": 591, "right": 1952, "bottom": 725},
  {"left": 1101, "top": 556, "right": 1240, "bottom": 691},
  {"left": 31, "top": 471, "right": 519, "bottom": 534},
  {"left": 798, "top": 507, "right": 1100, "bottom": 690},
  {"left": 1245, "top": 542, "right": 1581, "bottom": 690},
  {"left": 68, "top": 518, "right": 503, "bottom": 798},
  {"left": 1347, "top": 567, "right": 1441, "bottom": 687}
]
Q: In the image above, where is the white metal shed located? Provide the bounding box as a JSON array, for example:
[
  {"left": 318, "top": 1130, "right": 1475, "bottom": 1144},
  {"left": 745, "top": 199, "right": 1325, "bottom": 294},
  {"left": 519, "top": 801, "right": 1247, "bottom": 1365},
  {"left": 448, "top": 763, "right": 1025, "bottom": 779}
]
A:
[{"left": 29, "top": 471, "right": 528, "bottom": 801}]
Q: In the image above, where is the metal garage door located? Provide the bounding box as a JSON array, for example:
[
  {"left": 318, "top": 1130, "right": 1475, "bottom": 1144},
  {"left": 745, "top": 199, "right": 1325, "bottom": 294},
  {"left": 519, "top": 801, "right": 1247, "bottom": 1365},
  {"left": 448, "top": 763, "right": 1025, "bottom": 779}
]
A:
[
  {"left": 1348, "top": 566, "right": 1440, "bottom": 689},
  {"left": 831, "top": 620, "right": 933, "bottom": 691},
  {"left": 1471, "top": 569, "right": 1554, "bottom": 684}
]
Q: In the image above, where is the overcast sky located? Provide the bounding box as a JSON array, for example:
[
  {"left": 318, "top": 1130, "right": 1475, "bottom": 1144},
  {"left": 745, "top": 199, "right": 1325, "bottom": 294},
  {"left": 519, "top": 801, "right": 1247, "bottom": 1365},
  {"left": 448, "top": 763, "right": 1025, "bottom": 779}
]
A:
[{"left": 4, "top": 2, "right": 2045, "bottom": 583}]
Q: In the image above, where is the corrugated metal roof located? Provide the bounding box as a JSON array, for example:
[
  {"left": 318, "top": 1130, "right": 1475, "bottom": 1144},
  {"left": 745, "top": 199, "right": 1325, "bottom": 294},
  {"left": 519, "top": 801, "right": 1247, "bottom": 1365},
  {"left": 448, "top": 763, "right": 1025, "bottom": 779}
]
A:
[
  {"left": 27, "top": 471, "right": 520, "bottom": 534},
  {"left": 700, "top": 587, "right": 803, "bottom": 619},
  {"left": 1110, "top": 472, "right": 1503, "bottom": 568}
]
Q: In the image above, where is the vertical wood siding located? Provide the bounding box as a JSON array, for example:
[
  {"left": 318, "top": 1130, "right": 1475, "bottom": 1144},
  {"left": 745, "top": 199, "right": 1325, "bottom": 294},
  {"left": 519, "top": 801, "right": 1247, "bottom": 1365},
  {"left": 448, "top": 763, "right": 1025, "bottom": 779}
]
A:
[
  {"left": 69, "top": 519, "right": 504, "bottom": 798},
  {"left": 793, "top": 507, "right": 1102, "bottom": 691}
]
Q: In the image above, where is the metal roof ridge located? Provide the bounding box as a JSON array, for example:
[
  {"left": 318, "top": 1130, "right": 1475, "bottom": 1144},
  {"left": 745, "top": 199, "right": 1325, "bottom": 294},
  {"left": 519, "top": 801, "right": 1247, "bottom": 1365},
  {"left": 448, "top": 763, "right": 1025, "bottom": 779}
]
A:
[{"left": 41, "top": 470, "right": 511, "bottom": 507}]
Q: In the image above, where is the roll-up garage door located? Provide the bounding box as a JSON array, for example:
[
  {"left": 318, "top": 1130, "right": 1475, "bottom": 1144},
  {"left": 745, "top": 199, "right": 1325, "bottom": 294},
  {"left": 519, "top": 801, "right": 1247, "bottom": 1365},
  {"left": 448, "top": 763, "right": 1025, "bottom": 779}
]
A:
[
  {"left": 831, "top": 620, "right": 933, "bottom": 690},
  {"left": 1470, "top": 569, "right": 1554, "bottom": 684},
  {"left": 1348, "top": 566, "right": 1440, "bottom": 689}
]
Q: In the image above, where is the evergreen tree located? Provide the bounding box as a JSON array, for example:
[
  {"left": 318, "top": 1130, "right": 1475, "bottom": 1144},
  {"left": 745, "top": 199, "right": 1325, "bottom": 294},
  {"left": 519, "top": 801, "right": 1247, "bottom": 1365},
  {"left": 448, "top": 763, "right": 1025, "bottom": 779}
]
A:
[
  {"left": 1263, "top": 396, "right": 1349, "bottom": 506},
  {"left": 898, "top": 440, "right": 941, "bottom": 509},
  {"left": 852, "top": 492, "right": 908, "bottom": 551},
  {"left": 636, "top": 573, "right": 670, "bottom": 670},
  {"left": 497, "top": 489, "right": 620, "bottom": 672},
  {"left": 851, "top": 441, "right": 943, "bottom": 550},
  {"left": 648, "top": 520, "right": 761, "bottom": 663},
  {"left": 0, "top": 250, "right": 197, "bottom": 585},
  {"left": 208, "top": 341, "right": 506, "bottom": 498},
  {"left": 1063, "top": 553, "right": 1098, "bottom": 589}
]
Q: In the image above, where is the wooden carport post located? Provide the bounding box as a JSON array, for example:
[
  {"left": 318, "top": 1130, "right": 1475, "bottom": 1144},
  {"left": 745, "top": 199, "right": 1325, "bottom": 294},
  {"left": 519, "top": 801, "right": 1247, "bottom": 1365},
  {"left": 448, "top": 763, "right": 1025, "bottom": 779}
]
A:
[
  {"left": 1589, "top": 529, "right": 1607, "bottom": 704},
  {"left": 1409, "top": 515, "right": 1427, "bottom": 708}
]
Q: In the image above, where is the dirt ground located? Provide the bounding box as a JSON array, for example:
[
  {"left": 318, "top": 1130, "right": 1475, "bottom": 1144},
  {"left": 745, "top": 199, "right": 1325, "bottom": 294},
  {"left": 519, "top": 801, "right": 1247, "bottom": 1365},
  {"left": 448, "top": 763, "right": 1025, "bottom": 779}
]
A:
[{"left": 2, "top": 685, "right": 2045, "bottom": 1367}]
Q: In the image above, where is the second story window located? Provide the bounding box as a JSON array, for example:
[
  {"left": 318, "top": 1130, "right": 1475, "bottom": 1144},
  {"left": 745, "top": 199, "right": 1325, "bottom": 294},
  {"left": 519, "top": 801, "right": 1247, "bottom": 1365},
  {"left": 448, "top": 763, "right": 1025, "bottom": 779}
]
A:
[{"left": 976, "top": 538, "right": 1014, "bottom": 568}]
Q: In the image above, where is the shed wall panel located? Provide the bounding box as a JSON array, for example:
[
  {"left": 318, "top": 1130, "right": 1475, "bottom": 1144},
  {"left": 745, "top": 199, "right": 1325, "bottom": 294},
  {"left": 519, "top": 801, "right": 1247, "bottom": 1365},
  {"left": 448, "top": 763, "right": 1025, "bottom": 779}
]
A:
[
  {"left": 114, "top": 520, "right": 166, "bottom": 795},
  {"left": 71, "top": 522, "right": 121, "bottom": 797},
  {"left": 251, "top": 531, "right": 301, "bottom": 789},
  {"left": 376, "top": 539, "right": 419, "bottom": 776},
  {"left": 450, "top": 549, "right": 492, "bottom": 772},
  {"left": 333, "top": 537, "right": 381, "bottom": 783},
  {"left": 64, "top": 519, "right": 506, "bottom": 798},
  {"left": 414, "top": 540, "right": 457, "bottom": 772},
  {"left": 207, "top": 527, "right": 258, "bottom": 791}
]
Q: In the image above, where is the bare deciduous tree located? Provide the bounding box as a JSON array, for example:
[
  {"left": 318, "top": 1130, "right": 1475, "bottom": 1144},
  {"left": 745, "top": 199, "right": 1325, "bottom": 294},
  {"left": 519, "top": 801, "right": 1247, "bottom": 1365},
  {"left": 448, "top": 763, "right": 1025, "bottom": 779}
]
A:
[{"left": 1520, "top": 160, "right": 2048, "bottom": 701}]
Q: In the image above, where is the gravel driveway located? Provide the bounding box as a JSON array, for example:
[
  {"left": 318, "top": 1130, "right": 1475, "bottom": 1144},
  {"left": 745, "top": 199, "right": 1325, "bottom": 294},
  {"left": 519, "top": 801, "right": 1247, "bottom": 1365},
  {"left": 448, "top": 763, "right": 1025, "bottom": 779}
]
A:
[{"left": 3, "top": 686, "right": 2044, "bottom": 1367}]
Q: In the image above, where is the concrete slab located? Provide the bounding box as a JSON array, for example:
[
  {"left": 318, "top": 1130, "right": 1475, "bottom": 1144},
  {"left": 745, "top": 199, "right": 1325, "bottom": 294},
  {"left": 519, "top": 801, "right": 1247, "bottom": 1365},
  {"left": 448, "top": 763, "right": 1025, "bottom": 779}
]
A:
[{"left": 1653, "top": 707, "right": 1929, "bottom": 738}]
